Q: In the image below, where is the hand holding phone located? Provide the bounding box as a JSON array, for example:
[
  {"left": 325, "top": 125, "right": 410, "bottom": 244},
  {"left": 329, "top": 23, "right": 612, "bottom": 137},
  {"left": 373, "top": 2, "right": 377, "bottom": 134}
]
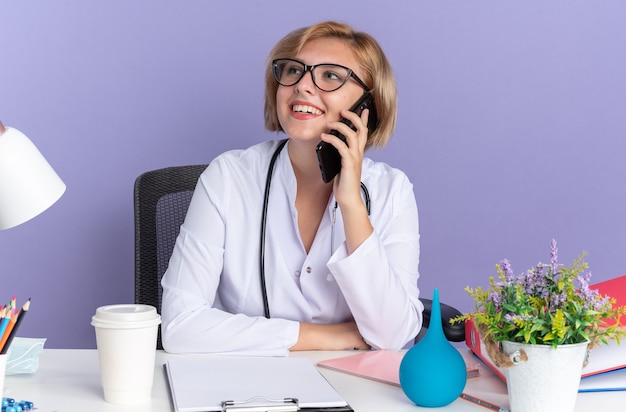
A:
[{"left": 315, "top": 91, "right": 377, "bottom": 183}]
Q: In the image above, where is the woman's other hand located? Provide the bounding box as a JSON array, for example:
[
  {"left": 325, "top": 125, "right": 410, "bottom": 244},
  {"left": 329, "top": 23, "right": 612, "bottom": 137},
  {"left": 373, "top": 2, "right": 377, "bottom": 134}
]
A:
[{"left": 291, "top": 321, "right": 370, "bottom": 351}]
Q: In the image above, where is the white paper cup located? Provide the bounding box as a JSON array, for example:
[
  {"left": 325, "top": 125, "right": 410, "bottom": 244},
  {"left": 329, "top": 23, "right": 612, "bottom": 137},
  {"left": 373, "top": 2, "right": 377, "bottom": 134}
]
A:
[
  {"left": 91, "top": 304, "right": 161, "bottom": 404},
  {"left": 0, "top": 353, "right": 7, "bottom": 400}
]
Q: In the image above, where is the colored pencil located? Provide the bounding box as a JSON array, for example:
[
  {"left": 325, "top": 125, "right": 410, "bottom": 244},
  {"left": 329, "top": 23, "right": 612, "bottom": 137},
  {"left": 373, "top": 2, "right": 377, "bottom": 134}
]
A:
[
  {"left": 0, "top": 307, "right": 10, "bottom": 340},
  {"left": 0, "top": 311, "right": 18, "bottom": 353}
]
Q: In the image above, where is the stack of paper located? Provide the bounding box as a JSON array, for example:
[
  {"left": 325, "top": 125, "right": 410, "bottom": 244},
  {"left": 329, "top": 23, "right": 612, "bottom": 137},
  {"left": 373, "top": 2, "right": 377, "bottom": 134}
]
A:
[{"left": 166, "top": 356, "right": 352, "bottom": 411}]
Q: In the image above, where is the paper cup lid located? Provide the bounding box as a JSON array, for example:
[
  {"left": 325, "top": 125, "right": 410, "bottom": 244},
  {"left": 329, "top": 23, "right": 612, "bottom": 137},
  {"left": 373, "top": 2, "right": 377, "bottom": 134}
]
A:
[{"left": 91, "top": 304, "right": 161, "bottom": 328}]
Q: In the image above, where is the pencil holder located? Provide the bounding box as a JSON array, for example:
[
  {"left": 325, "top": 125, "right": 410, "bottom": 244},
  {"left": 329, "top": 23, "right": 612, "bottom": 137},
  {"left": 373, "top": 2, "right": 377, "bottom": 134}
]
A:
[
  {"left": 399, "top": 288, "right": 467, "bottom": 407},
  {"left": 0, "top": 353, "right": 7, "bottom": 400}
]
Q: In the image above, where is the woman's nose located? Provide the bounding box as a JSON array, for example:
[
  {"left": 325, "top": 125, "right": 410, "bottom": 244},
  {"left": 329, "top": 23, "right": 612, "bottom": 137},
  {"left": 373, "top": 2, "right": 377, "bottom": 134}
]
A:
[{"left": 295, "top": 70, "right": 316, "bottom": 93}]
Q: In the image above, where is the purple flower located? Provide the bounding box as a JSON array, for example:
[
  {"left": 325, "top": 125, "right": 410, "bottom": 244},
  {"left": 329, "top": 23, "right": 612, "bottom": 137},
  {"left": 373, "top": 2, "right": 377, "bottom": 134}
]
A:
[
  {"left": 522, "top": 265, "right": 548, "bottom": 296},
  {"left": 594, "top": 295, "right": 612, "bottom": 312},
  {"left": 550, "top": 239, "right": 559, "bottom": 274},
  {"left": 504, "top": 313, "right": 532, "bottom": 322},
  {"left": 488, "top": 291, "right": 501, "bottom": 308},
  {"left": 550, "top": 291, "right": 566, "bottom": 308},
  {"left": 499, "top": 259, "right": 514, "bottom": 281}
]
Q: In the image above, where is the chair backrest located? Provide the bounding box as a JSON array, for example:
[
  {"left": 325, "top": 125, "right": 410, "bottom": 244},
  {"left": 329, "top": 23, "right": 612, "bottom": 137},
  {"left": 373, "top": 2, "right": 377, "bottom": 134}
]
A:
[{"left": 134, "top": 164, "right": 207, "bottom": 349}]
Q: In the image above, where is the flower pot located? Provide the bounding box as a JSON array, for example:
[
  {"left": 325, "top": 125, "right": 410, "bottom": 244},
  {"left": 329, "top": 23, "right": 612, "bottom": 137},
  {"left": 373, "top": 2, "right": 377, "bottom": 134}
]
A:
[{"left": 502, "top": 340, "right": 588, "bottom": 412}]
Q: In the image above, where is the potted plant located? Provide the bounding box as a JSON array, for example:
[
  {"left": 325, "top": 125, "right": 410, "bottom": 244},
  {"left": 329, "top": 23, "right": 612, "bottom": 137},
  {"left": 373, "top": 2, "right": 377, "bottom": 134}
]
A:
[{"left": 457, "top": 240, "right": 626, "bottom": 412}]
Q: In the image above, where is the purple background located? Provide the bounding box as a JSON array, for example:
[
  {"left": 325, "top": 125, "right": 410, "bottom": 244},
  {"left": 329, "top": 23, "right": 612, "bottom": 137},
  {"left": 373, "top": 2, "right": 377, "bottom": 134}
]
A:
[{"left": 1, "top": 1, "right": 625, "bottom": 348}]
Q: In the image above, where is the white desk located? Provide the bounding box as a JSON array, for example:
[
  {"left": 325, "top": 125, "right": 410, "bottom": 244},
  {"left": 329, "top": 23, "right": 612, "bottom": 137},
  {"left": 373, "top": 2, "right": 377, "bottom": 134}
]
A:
[{"left": 3, "top": 349, "right": 622, "bottom": 411}]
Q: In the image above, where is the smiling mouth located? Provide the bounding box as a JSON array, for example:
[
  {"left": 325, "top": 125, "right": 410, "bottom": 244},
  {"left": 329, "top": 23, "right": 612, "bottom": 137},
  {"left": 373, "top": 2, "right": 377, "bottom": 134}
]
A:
[{"left": 292, "top": 104, "right": 323, "bottom": 115}]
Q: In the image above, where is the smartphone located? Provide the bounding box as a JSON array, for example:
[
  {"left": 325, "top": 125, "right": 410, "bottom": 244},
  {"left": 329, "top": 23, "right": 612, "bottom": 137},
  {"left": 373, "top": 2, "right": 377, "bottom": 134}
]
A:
[{"left": 316, "top": 91, "right": 377, "bottom": 183}]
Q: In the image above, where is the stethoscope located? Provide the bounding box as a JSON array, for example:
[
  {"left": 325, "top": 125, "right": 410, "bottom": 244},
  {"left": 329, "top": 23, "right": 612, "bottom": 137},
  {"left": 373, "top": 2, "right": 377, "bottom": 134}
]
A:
[{"left": 258, "top": 139, "right": 371, "bottom": 318}]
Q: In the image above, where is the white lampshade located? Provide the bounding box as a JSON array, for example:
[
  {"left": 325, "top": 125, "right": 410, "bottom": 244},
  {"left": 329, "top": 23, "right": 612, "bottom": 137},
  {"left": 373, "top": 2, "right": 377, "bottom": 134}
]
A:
[{"left": 0, "top": 127, "right": 66, "bottom": 230}]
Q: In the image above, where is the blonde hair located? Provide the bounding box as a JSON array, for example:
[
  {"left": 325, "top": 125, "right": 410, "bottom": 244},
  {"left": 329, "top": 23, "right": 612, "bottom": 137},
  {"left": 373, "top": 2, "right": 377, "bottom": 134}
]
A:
[{"left": 264, "top": 21, "right": 397, "bottom": 149}]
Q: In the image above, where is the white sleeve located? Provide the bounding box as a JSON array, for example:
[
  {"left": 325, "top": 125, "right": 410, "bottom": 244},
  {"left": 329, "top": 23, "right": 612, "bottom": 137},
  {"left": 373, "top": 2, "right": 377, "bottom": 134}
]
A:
[
  {"left": 327, "top": 174, "right": 423, "bottom": 350},
  {"left": 160, "top": 158, "right": 299, "bottom": 356}
]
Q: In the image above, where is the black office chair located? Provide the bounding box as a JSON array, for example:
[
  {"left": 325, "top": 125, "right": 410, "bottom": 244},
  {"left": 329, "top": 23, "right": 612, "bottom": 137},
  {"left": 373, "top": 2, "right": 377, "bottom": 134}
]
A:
[
  {"left": 134, "top": 164, "right": 208, "bottom": 349},
  {"left": 134, "top": 165, "right": 464, "bottom": 349}
]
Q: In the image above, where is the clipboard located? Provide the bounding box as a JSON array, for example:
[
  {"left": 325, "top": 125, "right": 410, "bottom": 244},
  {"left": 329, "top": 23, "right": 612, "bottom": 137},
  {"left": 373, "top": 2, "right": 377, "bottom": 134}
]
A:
[{"left": 165, "top": 356, "right": 353, "bottom": 411}]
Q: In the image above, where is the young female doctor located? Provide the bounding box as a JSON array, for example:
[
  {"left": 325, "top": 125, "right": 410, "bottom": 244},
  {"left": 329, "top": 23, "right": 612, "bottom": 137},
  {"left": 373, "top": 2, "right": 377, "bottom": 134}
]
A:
[{"left": 160, "top": 21, "right": 423, "bottom": 355}]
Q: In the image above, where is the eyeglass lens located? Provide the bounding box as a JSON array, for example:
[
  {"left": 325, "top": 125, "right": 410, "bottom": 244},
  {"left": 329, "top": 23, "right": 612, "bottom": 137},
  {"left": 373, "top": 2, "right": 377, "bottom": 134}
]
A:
[{"left": 273, "top": 59, "right": 353, "bottom": 92}]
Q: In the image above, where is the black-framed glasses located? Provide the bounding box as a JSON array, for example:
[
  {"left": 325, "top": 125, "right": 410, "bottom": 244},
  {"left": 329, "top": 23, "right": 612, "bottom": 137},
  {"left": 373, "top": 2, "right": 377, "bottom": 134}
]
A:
[{"left": 272, "top": 58, "right": 369, "bottom": 92}]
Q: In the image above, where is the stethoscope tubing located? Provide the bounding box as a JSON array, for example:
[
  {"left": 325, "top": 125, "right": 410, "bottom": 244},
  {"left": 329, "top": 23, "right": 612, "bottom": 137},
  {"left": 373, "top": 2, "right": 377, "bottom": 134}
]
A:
[{"left": 258, "top": 139, "right": 370, "bottom": 318}]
